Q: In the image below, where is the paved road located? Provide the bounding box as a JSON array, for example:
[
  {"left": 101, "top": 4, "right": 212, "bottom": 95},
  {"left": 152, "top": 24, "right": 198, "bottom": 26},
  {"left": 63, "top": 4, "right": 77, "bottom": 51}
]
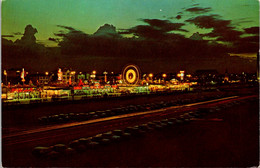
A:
[
  {"left": 2, "top": 90, "right": 239, "bottom": 132},
  {"left": 3, "top": 95, "right": 240, "bottom": 145},
  {"left": 2, "top": 94, "right": 258, "bottom": 166}
]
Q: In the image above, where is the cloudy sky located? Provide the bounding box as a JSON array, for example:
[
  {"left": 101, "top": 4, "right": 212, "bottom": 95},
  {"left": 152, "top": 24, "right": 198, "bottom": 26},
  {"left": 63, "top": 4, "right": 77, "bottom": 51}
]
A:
[{"left": 1, "top": 0, "right": 259, "bottom": 73}]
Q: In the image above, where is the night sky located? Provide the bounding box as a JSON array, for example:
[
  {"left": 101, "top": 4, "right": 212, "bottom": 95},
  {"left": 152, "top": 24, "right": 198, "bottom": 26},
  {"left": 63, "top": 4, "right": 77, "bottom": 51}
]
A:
[{"left": 2, "top": 0, "right": 259, "bottom": 74}]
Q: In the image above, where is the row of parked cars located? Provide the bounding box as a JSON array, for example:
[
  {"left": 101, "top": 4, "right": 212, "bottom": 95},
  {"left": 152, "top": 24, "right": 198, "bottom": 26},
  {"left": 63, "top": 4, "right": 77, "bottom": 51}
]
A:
[
  {"left": 38, "top": 94, "right": 231, "bottom": 125},
  {"left": 33, "top": 114, "right": 195, "bottom": 159},
  {"left": 33, "top": 96, "right": 258, "bottom": 160}
]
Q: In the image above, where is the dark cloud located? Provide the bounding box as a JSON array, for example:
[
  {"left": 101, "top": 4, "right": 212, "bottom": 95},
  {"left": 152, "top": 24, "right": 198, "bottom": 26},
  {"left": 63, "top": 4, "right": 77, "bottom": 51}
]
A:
[
  {"left": 53, "top": 20, "right": 236, "bottom": 73},
  {"left": 232, "top": 34, "right": 259, "bottom": 53},
  {"left": 142, "top": 19, "right": 186, "bottom": 32},
  {"left": 58, "top": 30, "right": 65, "bottom": 33},
  {"left": 55, "top": 21, "right": 229, "bottom": 70},
  {"left": 2, "top": 21, "right": 257, "bottom": 74},
  {"left": 186, "top": 7, "right": 211, "bottom": 14},
  {"left": 4, "top": 25, "right": 41, "bottom": 47},
  {"left": 124, "top": 25, "right": 168, "bottom": 39},
  {"left": 232, "top": 41, "right": 259, "bottom": 53},
  {"left": 54, "top": 33, "right": 66, "bottom": 37},
  {"left": 2, "top": 35, "right": 14, "bottom": 38},
  {"left": 186, "top": 14, "right": 231, "bottom": 29},
  {"left": 186, "top": 14, "right": 258, "bottom": 53},
  {"left": 15, "top": 24, "right": 38, "bottom": 45},
  {"left": 186, "top": 15, "right": 243, "bottom": 42},
  {"left": 168, "top": 15, "right": 182, "bottom": 20},
  {"left": 2, "top": 38, "right": 14, "bottom": 45},
  {"left": 192, "top": 3, "right": 200, "bottom": 6},
  {"left": 120, "top": 19, "right": 188, "bottom": 41},
  {"left": 176, "top": 15, "right": 182, "bottom": 19},
  {"left": 55, "top": 25, "right": 89, "bottom": 47},
  {"left": 206, "top": 28, "right": 243, "bottom": 42},
  {"left": 189, "top": 32, "right": 203, "bottom": 40},
  {"left": 244, "top": 26, "right": 259, "bottom": 34},
  {"left": 235, "top": 31, "right": 259, "bottom": 53},
  {"left": 167, "top": 33, "right": 186, "bottom": 41},
  {"left": 2, "top": 25, "right": 48, "bottom": 72},
  {"left": 93, "top": 24, "right": 121, "bottom": 38},
  {"left": 54, "top": 25, "right": 89, "bottom": 50},
  {"left": 56, "top": 21, "right": 189, "bottom": 59},
  {"left": 48, "top": 37, "right": 59, "bottom": 42},
  {"left": 57, "top": 25, "right": 76, "bottom": 31},
  {"left": 55, "top": 25, "right": 87, "bottom": 37},
  {"left": 239, "top": 35, "right": 259, "bottom": 42},
  {"left": 232, "top": 18, "right": 253, "bottom": 26},
  {"left": 13, "top": 32, "right": 23, "bottom": 35}
]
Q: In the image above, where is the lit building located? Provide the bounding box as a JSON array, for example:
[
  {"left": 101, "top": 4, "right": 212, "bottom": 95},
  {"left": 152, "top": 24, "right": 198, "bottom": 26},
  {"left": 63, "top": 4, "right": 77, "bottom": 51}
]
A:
[
  {"left": 29, "top": 73, "right": 51, "bottom": 85},
  {"left": 61, "top": 68, "right": 76, "bottom": 85},
  {"left": 2, "top": 68, "right": 22, "bottom": 84},
  {"left": 77, "top": 72, "right": 86, "bottom": 80},
  {"left": 195, "top": 69, "right": 219, "bottom": 85}
]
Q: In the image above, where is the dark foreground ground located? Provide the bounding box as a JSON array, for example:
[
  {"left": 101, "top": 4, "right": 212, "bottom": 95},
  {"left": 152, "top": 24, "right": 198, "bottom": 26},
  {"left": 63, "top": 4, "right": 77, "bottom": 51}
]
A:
[{"left": 3, "top": 97, "right": 258, "bottom": 167}]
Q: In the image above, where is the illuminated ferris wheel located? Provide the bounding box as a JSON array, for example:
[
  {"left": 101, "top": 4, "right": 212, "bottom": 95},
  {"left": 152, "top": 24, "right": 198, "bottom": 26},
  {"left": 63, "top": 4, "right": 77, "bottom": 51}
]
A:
[{"left": 122, "top": 64, "right": 141, "bottom": 85}]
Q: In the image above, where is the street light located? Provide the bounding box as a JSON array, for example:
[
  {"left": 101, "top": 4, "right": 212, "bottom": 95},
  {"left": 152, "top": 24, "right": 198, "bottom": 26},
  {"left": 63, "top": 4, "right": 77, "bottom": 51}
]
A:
[
  {"left": 92, "top": 70, "right": 97, "bottom": 80},
  {"left": 103, "top": 71, "right": 108, "bottom": 83},
  {"left": 162, "top": 73, "right": 167, "bottom": 78},
  {"left": 177, "top": 70, "right": 185, "bottom": 81},
  {"left": 148, "top": 73, "right": 153, "bottom": 83},
  {"left": 4, "top": 70, "right": 7, "bottom": 85},
  {"left": 162, "top": 73, "right": 167, "bottom": 84},
  {"left": 21, "top": 68, "right": 25, "bottom": 85},
  {"left": 57, "top": 68, "right": 63, "bottom": 81},
  {"left": 45, "top": 72, "right": 49, "bottom": 75}
]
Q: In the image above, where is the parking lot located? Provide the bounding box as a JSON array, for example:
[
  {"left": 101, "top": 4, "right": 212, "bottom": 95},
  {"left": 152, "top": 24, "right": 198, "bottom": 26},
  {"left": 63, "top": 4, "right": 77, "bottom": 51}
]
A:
[
  {"left": 3, "top": 95, "right": 258, "bottom": 167},
  {"left": 3, "top": 90, "right": 231, "bottom": 134},
  {"left": 44, "top": 99, "right": 259, "bottom": 167}
]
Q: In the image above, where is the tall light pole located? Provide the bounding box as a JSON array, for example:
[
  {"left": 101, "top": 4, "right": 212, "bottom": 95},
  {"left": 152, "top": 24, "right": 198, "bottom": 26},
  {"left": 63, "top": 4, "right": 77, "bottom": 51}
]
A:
[
  {"left": 4, "top": 70, "right": 7, "bottom": 85},
  {"left": 92, "top": 70, "right": 97, "bottom": 79},
  {"left": 103, "top": 71, "right": 108, "bottom": 83},
  {"left": 162, "top": 73, "right": 167, "bottom": 84},
  {"left": 149, "top": 73, "right": 153, "bottom": 83},
  {"left": 21, "top": 68, "right": 25, "bottom": 85}
]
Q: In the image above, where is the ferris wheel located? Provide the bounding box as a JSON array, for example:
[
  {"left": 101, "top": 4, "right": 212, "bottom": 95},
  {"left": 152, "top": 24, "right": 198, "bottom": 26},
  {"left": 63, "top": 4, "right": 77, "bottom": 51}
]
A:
[{"left": 122, "top": 64, "right": 141, "bottom": 85}]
